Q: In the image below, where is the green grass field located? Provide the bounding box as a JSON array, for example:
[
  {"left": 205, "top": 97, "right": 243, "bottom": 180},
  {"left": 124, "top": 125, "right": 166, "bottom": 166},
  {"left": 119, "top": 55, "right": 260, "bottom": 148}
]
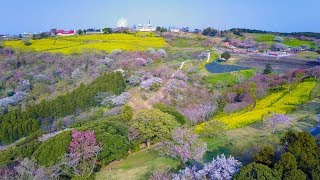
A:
[
  {"left": 4, "top": 33, "right": 167, "bottom": 54},
  {"left": 254, "top": 33, "right": 276, "bottom": 45},
  {"left": 202, "top": 69, "right": 255, "bottom": 87},
  {"left": 297, "top": 51, "right": 319, "bottom": 59},
  {"left": 95, "top": 147, "right": 179, "bottom": 180},
  {"left": 283, "top": 38, "right": 316, "bottom": 48},
  {"left": 248, "top": 33, "right": 317, "bottom": 47}
]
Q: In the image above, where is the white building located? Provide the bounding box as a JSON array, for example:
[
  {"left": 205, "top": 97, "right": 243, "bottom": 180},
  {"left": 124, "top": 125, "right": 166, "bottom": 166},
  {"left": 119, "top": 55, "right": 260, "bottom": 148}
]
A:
[
  {"left": 136, "top": 20, "right": 156, "bottom": 32},
  {"left": 170, "top": 29, "right": 181, "bottom": 33}
]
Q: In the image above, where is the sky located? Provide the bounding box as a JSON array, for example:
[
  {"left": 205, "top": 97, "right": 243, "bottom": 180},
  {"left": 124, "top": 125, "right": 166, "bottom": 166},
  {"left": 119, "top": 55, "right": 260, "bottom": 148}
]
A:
[{"left": 1, "top": 0, "right": 320, "bottom": 34}]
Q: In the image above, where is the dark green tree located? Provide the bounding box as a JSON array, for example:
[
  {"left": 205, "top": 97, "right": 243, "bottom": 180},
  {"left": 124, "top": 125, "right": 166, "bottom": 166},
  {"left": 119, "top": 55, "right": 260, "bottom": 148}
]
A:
[
  {"left": 283, "top": 169, "right": 307, "bottom": 180},
  {"left": 153, "top": 103, "right": 187, "bottom": 125},
  {"left": 77, "top": 29, "right": 83, "bottom": 35},
  {"left": 253, "top": 146, "right": 275, "bottom": 167},
  {"left": 280, "top": 131, "right": 319, "bottom": 176},
  {"left": 274, "top": 152, "right": 297, "bottom": 175},
  {"left": 235, "top": 162, "right": 281, "bottom": 180},
  {"left": 202, "top": 27, "right": 218, "bottom": 37},
  {"left": 102, "top": 28, "right": 112, "bottom": 34},
  {"left": 221, "top": 52, "right": 231, "bottom": 60},
  {"left": 131, "top": 109, "right": 179, "bottom": 146},
  {"left": 156, "top": 26, "right": 167, "bottom": 33},
  {"left": 33, "top": 131, "right": 72, "bottom": 166},
  {"left": 263, "top": 63, "right": 273, "bottom": 74}
]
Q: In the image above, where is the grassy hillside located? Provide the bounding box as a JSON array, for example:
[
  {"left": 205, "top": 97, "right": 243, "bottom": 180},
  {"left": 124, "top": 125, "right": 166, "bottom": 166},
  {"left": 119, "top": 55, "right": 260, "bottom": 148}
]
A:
[
  {"left": 247, "top": 33, "right": 317, "bottom": 47},
  {"left": 95, "top": 147, "right": 179, "bottom": 180},
  {"left": 4, "top": 33, "right": 167, "bottom": 54}
]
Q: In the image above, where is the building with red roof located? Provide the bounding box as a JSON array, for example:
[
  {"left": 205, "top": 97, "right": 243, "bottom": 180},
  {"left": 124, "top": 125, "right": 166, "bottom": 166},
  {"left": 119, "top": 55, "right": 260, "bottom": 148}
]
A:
[{"left": 55, "top": 30, "right": 76, "bottom": 36}]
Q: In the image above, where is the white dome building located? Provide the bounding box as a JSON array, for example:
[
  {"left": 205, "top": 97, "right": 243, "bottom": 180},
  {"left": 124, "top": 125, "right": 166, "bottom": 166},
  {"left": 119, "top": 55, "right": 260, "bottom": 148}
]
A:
[{"left": 117, "top": 18, "right": 128, "bottom": 28}]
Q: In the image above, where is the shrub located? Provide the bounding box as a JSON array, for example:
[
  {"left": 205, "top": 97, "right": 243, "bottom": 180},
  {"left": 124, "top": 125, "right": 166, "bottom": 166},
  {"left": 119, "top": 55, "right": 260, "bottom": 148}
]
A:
[
  {"left": 156, "top": 49, "right": 167, "bottom": 58},
  {"left": 96, "top": 133, "right": 129, "bottom": 165},
  {"left": 131, "top": 109, "right": 179, "bottom": 145},
  {"left": 221, "top": 52, "right": 231, "bottom": 60},
  {"left": 153, "top": 103, "right": 187, "bottom": 125},
  {"left": 234, "top": 162, "right": 281, "bottom": 180},
  {"left": 22, "top": 38, "right": 32, "bottom": 46},
  {"left": 200, "top": 120, "right": 226, "bottom": 138},
  {"left": 33, "top": 130, "right": 72, "bottom": 166},
  {"left": 274, "top": 36, "right": 284, "bottom": 43},
  {"left": 253, "top": 146, "right": 275, "bottom": 167},
  {"left": 263, "top": 63, "right": 273, "bottom": 74}
]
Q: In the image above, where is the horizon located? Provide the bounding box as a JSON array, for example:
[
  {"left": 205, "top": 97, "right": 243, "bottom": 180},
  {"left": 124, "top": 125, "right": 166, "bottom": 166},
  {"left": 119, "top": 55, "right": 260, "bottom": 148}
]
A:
[{"left": 1, "top": 0, "right": 320, "bottom": 34}]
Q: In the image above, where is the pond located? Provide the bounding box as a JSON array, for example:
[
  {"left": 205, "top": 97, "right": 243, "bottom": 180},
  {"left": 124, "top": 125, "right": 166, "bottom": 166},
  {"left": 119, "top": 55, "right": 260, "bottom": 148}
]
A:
[
  {"left": 205, "top": 61, "right": 249, "bottom": 73},
  {"left": 309, "top": 115, "right": 320, "bottom": 138},
  {"left": 310, "top": 123, "right": 320, "bottom": 138}
]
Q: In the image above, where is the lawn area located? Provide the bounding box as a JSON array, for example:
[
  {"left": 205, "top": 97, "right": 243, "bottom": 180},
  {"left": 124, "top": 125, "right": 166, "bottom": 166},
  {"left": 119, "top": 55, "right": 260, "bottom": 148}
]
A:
[
  {"left": 297, "top": 51, "right": 319, "bottom": 59},
  {"left": 248, "top": 33, "right": 317, "bottom": 48},
  {"left": 251, "top": 33, "right": 276, "bottom": 45},
  {"left": 283, "top": 38, "right": 316, "bottom": 47},
  {"left": 202, "top": 69, "right": 256, "bottom": 87},
  {"left": 95, "top": 147, "right": 180, "bottom": 180},
  {"left": 4, "top": 33, "right": 167, "bottom": 54}
]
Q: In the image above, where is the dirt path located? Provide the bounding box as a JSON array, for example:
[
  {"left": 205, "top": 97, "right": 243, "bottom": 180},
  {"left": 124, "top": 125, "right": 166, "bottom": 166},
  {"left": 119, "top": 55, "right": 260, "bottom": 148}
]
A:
[{"left": 206, "top": 52, "right": 211, "bottom": 62}]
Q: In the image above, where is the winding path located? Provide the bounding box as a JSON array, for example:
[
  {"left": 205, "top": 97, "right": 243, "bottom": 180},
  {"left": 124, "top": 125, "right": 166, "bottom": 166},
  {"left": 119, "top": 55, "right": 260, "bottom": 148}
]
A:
[
  {"left": 206, "top": 52, "right": 211, "bottom": 62},
  {"left": 172, "top": 60, "right": 189, "bottom": 78}
]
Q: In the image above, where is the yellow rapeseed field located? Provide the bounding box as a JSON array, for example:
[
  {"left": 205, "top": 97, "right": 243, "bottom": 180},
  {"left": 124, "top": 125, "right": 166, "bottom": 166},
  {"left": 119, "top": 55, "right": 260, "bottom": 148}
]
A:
[
  {"left": 195, "top": 81, "right": 316, "bottom": 132},
  {"left": 4, "top": 33, "right": 167, "bottom": 54}
]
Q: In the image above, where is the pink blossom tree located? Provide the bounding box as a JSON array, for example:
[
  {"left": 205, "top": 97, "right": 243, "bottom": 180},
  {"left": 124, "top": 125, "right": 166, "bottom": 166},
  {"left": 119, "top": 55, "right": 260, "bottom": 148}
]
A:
[{"left": 63, "top": 130, "right": 100, "bottom": 178}]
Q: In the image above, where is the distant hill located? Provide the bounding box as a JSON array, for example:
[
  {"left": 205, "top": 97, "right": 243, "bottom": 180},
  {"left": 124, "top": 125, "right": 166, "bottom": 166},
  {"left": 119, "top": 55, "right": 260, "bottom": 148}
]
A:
[{"left": 229, "top": 28, "right": 320, "bottom": 39}]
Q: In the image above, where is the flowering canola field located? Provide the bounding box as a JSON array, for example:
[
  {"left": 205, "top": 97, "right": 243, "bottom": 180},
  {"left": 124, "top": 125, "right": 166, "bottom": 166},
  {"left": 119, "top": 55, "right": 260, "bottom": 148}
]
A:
[
  {"left": 196, "top": 81, "right": 316, "bottom": 131},
  {"left": 4, "top": 34, "right": 167, "bottom": 54}
]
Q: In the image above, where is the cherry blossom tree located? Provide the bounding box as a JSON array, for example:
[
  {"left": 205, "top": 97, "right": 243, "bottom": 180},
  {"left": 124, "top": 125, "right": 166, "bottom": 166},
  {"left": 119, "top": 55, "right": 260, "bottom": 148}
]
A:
[
  {"left": 172, "top": 154, "right": 241, "bottom": 180},
  {"left": 202, "top": 154, "right": 242, "bottom": 180},
  {"left": 62, "top": 130, "right": 100, "bottom": 178},
  {"left": 178, "top": 101, "right": 216, "bottom": 124},
  {"left": 159, "top": 128, "right": 207, "bottom": 164},
  {"left": 15, "top": 158, "right": 50, "bottom": 180},
  {"left": 266, "top": 114, "right": 290, "bottom": 133}
]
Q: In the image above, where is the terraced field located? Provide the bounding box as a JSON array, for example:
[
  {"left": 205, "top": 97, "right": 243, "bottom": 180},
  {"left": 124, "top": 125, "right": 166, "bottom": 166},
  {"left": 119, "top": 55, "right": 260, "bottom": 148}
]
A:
[{"left": 4, "top": 33, "right": 167, "bottom": 54}]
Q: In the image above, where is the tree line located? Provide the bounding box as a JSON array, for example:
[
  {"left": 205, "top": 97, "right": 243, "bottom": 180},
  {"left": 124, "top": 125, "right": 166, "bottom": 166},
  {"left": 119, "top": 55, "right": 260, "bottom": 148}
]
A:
[
  {"left": 0, "top": 72, "right": 126, "bottom": 145},
  {"left": 229, "top": 28, "right": 320, "bottom": 39}
]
